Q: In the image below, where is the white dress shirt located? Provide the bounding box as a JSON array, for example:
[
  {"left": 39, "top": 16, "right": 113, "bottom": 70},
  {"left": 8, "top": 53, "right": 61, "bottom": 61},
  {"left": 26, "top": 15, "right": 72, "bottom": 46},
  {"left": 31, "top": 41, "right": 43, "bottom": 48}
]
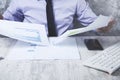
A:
[{"left": 3, "top": 0, "right": 97, "bottom": 36}]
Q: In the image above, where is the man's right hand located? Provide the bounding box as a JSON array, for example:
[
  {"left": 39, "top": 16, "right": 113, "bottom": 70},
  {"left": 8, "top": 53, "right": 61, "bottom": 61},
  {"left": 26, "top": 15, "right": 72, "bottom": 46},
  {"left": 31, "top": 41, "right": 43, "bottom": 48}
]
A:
[{"left": 0, "top": 15, "right": 3, "bottom": 19}]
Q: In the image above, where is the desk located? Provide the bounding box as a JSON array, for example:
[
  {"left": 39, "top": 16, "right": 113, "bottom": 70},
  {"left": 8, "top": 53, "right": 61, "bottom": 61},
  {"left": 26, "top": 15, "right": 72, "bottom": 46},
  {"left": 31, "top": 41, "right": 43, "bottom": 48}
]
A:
[{"left": 0, "top": 36, "right": 120, "bottom": 80}]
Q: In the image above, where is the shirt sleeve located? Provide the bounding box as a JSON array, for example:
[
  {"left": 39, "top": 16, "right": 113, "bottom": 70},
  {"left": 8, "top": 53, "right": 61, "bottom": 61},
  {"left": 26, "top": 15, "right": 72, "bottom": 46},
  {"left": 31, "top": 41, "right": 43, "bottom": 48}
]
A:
[
  {"left": 76, "top": 0, "right": 97, "bottom": 26},
  {"left": 3, "top": 0, "right": 24, "bottom": 22}
]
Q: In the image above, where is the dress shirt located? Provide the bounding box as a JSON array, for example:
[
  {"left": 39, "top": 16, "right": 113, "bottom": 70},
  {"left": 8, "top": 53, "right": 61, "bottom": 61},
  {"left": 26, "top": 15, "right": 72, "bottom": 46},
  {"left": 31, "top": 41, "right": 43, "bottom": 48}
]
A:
[{"left": 3, "top": 0, "right": 97, "bottom": 36}]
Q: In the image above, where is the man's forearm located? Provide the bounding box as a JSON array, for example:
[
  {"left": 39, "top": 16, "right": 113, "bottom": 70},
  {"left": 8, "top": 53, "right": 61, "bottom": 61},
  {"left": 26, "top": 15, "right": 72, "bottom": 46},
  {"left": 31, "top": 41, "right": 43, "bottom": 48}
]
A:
[{"left": 0, "top": 15, "right": 3, "bottom": 19}]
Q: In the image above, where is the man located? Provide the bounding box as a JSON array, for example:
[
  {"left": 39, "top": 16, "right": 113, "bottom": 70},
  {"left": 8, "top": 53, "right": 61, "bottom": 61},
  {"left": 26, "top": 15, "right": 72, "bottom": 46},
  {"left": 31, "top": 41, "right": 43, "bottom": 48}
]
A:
[{"left": 0, "top": 0, "right": 114, "bottom": 36}]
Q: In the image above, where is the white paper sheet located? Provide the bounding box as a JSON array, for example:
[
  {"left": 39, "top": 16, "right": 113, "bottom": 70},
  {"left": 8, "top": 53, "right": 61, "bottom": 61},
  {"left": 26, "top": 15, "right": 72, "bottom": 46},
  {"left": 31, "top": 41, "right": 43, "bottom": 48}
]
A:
[
  {"left": 0, "top": 20, "right": 49, "bottom": 45},
  {"left": 54, "top": 15, "right": 112, "bottom": 44},
  {"left": 6, "top": 37, "right": 80, "bottom": 60}
]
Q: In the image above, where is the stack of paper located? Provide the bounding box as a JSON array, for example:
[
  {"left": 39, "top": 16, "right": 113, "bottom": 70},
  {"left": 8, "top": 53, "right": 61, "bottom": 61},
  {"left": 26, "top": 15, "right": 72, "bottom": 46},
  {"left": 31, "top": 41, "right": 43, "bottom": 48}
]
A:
[{"left": 0, "top": 15, "right": 112, "bottom": 60}]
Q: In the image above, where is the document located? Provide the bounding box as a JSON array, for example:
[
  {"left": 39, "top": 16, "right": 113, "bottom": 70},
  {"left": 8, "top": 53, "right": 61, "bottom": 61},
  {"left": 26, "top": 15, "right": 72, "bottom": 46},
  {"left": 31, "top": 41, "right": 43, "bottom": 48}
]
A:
[
  {"left": 61, "top": 15, "right": 112, "bottom": 37},
  {"left": 0, "top": 20, "right": 49, "bottom": 45},
  {"left": 54, "top": 15, "right": 112, "bottom": 44},
  {"left": 6, "top": 37, "right": 80, "bottom": 60}
]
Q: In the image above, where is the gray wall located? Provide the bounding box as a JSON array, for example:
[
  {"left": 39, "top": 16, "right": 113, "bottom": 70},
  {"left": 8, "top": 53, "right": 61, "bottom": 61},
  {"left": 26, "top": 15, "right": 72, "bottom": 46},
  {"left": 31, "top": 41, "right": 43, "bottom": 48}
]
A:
[
  {"left": 0, "top": 0, "right": 10, "bottom": 14},
  {"left": 88, "top": 0, "right": 120, "bottom": 35},
  {"left": 74, "top": 0, "right": 120, "bottom": 35},
  {"left": 0, "top": 0, "right": 120, "bottom": 35}
]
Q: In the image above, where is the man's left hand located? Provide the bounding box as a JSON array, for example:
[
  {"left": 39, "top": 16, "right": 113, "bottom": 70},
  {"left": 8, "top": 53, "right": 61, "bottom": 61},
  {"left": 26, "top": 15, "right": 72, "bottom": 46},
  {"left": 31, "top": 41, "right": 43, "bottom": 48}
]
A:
[{"left": 97, "top": 18, "right": 115, "bottom": 33}]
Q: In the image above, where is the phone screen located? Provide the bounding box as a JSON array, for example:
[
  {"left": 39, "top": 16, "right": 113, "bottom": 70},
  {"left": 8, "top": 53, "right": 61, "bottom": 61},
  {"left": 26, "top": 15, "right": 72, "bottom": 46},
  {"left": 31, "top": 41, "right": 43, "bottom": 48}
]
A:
[{"left": 84, "top": 39, "right": 104, "bottom": 50}]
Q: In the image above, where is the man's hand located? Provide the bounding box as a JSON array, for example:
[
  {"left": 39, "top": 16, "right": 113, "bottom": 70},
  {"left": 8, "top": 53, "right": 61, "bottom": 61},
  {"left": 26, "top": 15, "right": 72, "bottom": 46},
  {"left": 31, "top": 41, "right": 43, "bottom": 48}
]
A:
[
  {"left": 97, "top": 18, "right": 115, "bottom": 33},
  {"left": 0, "top": 15, "right": 3, "bottom": 19}
]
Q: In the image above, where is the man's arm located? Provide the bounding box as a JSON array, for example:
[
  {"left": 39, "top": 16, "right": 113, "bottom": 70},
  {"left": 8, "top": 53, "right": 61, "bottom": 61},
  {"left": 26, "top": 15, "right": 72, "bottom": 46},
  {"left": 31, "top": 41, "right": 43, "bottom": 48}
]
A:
[
  {"left": 76, "top": 0, "right": 97, "bottom": 26},
  {"left": 3, "top": 0, "right": 24, "bottom": 21},
  {"left": 76, "top": 0, "right": 115, "bottom": 33},
  {"left": 0, "top": 15, "right": 3, "bottom": 19},
  {"left": 97, "top": 19, "right": 115, "bottom": 33}
]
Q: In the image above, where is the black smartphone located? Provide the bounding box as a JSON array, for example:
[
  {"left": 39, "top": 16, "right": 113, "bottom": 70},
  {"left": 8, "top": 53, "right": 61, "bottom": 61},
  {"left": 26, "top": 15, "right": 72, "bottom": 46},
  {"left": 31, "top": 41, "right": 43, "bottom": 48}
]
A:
[{"left": 84, "top": 39, "right": 104, "bottom": 50}]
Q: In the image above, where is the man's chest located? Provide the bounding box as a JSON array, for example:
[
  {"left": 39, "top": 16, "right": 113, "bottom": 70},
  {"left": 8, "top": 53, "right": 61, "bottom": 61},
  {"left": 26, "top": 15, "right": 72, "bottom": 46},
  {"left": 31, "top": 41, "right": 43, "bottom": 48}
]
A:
[{"left": 21, "top": 0, "right": 77, "bottom": 23}]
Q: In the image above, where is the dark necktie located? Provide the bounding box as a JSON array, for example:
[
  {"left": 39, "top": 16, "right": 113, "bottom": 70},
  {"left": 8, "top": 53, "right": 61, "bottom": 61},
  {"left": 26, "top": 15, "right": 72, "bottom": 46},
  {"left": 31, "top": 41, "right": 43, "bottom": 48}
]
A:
[{"left": 45, "top": 0, "right": 57, "bottom": 36}]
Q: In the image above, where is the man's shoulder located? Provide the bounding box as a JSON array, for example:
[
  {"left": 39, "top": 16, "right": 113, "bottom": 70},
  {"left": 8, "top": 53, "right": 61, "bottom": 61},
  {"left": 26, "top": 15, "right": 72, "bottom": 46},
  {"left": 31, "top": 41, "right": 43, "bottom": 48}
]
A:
[
  {"left": 10, "top": 0, "right": 35, "bottom": 7},
  {"left": 11, "top": 0, "right": 32, "bottom": 4}
]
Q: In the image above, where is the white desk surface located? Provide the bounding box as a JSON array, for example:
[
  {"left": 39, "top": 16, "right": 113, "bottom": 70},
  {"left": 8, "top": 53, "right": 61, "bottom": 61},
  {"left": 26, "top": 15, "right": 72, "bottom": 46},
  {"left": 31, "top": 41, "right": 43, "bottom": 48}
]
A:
[{"left": 0, "top": 36, "right": 120, "bottom": 80}]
